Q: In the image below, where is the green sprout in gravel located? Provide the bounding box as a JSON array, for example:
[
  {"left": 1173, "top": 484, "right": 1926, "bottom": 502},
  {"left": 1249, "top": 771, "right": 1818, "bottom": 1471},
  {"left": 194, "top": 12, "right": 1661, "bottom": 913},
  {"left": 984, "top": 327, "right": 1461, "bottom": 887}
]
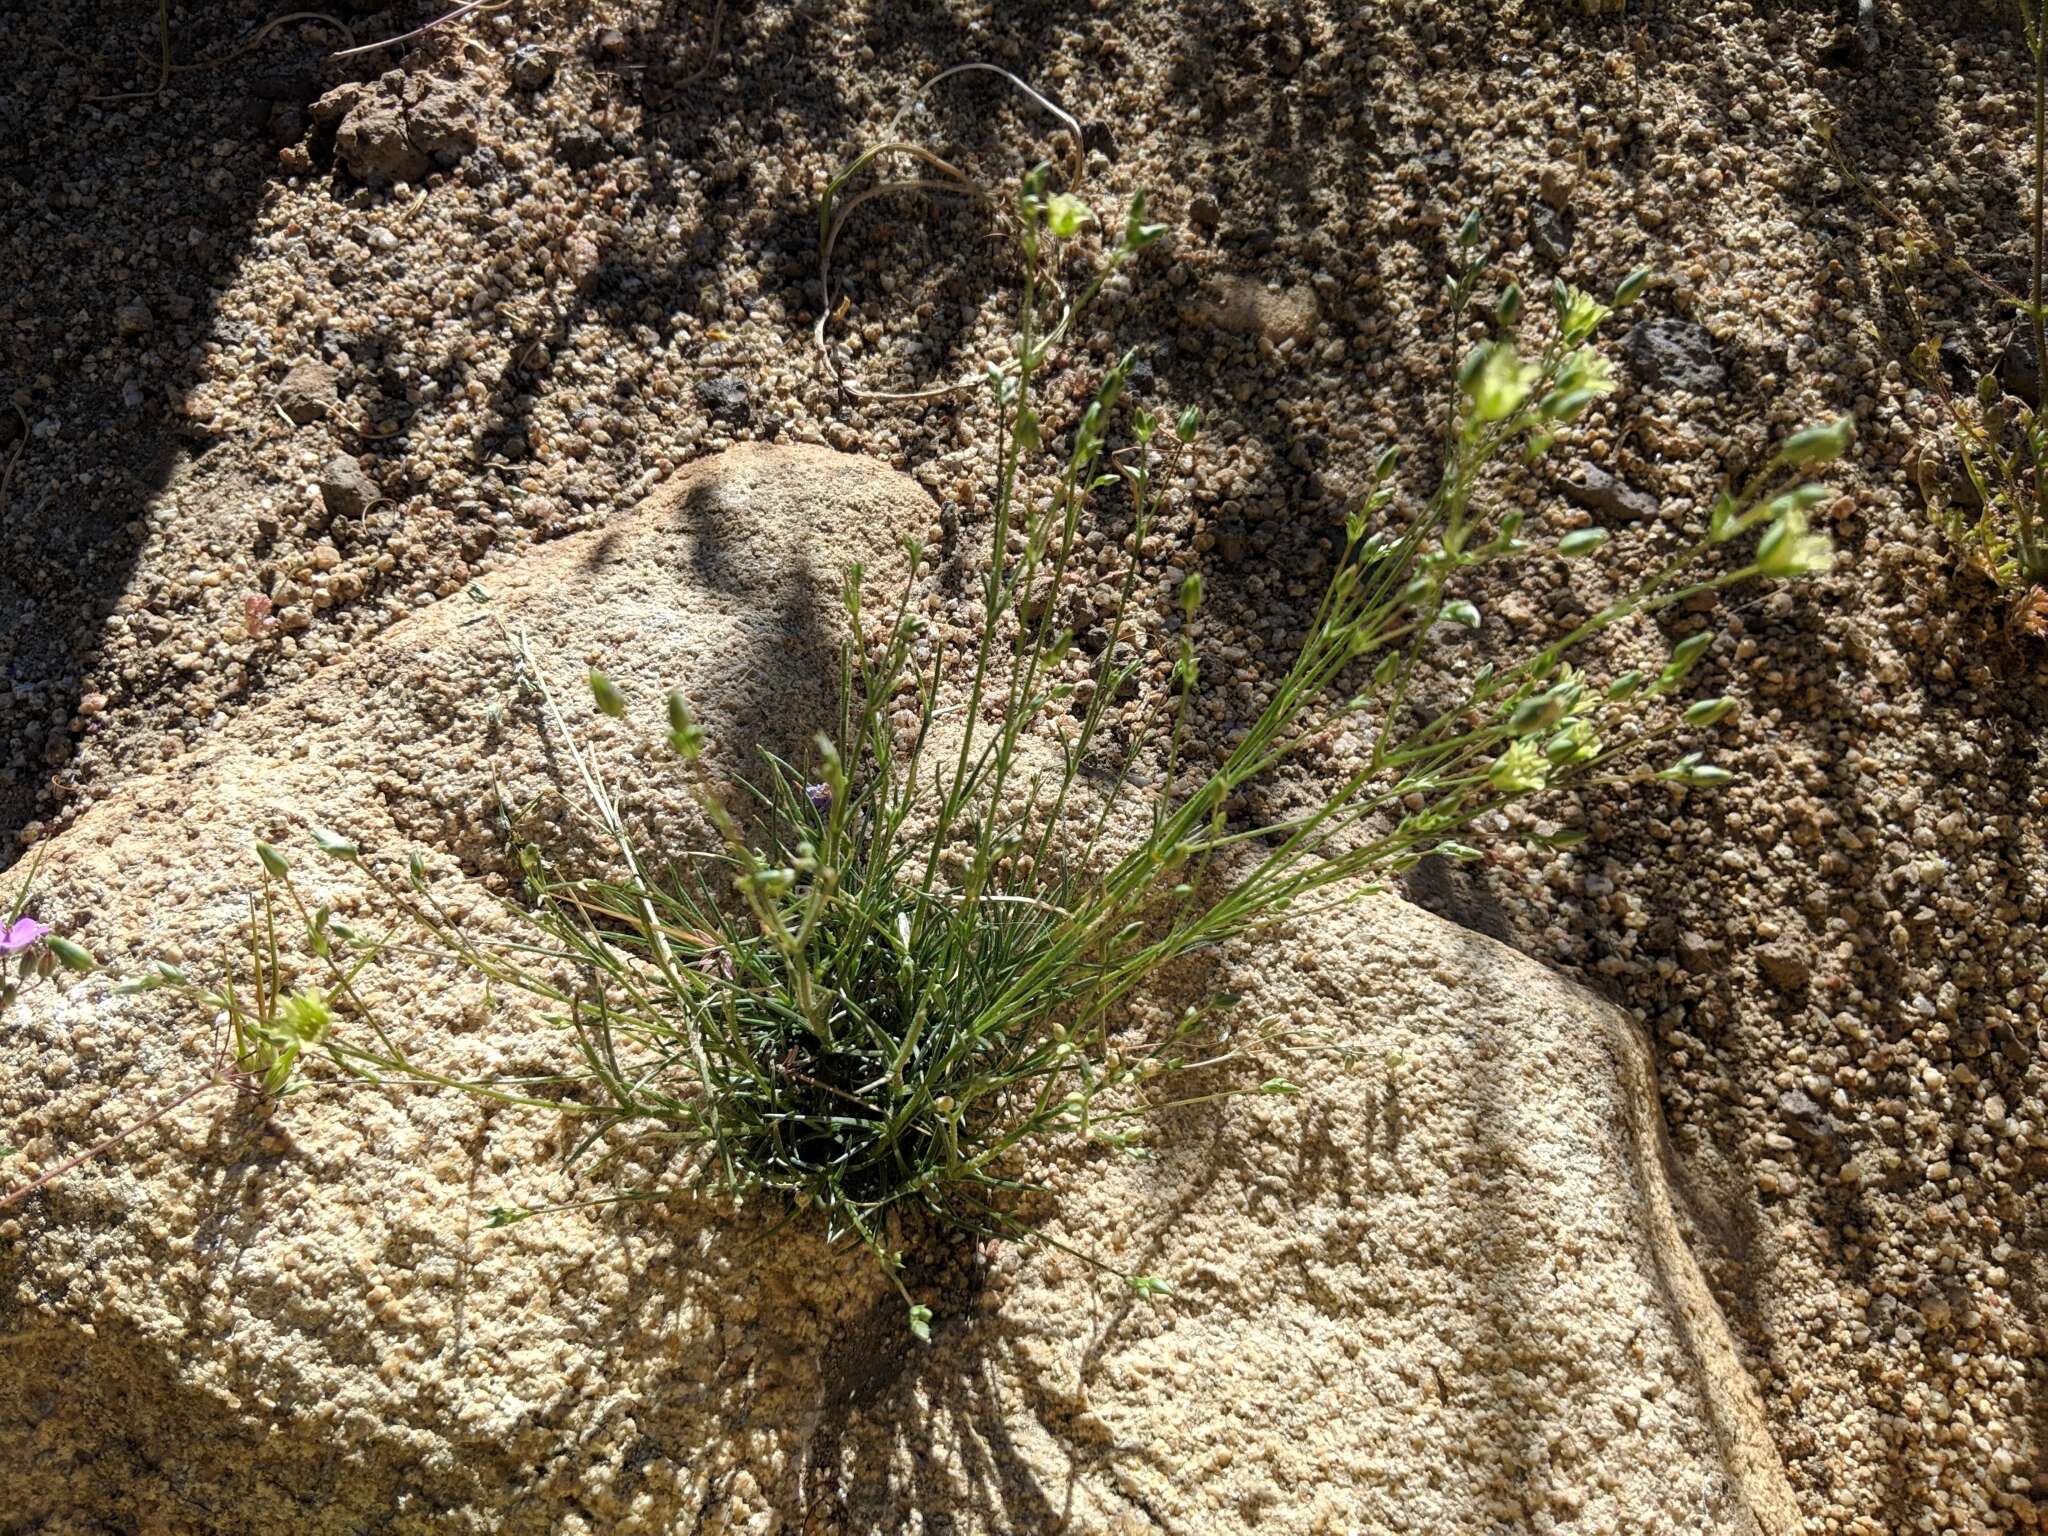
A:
[
  {"left": 1880, "top": 0, "right": 2048, "bottom": 627},
  {"left": 0, "top": 875, "right": 313, "bottom": 1216},
  {"left": 2, "top": 169, "right": 1848, "bottom": 1333}
]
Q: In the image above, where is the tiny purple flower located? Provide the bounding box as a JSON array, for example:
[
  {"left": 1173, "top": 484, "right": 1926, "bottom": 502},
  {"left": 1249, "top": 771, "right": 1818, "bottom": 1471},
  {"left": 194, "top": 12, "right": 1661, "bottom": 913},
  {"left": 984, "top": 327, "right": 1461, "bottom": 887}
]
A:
[
  {"left": 805, "top": 782, "right": 832, "bottom": 816},
  {"left": 694, "top": 946, "right": 735, "bottom": 982},
  {"left": 0, "top": 916, "right": 51, "bottom": 955}
]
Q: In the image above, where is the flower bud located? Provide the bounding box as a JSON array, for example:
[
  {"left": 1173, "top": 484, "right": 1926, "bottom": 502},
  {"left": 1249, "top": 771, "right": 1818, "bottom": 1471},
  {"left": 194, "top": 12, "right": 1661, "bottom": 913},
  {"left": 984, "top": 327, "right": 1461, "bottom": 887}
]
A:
[
  {"left": 1683, "top": 697, "right": 1737, "bottom": 727},
  {"left": 310, "top": 826, "right": 359, "bottom": 861},
  {"left": 1658, "top": 753, "right": 1736, "bottom": 788},
  {"left": 1541, "top": 716, "right": 1599, "bottom": 766},
  {"left": 1774, "top": 416, "right": 1855, "bottom": 467},
  {"left": 1540, "top": 387, "right": 1602, "bottom": 423},
  {"left": 46, "top": 936, "right": 97, "bottom": 974},
  {"left": 1458, "top": 342, "right": 1492, "bottom": 395},
  {"left": 1557, "top": 528, "right": 1609, "bottom": 557},
  {"left": 1651, "top": 630, "right": 1714, "bottom": 694},
  {"left": 1606, "top": 670, "right": 1644, "bottom": 701},
  {"left": 1509, "top": 678, "right": 1582, "bottom": 734},
  {"left": 589, "top": 669, "right": 627, "bottom": 718}
]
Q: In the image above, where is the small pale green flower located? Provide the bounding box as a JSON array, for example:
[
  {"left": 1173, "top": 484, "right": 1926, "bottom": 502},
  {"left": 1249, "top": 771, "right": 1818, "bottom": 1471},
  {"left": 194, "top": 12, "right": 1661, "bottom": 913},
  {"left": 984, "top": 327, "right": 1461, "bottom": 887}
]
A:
[
  {"left": 1488, "top": 739, "right": 1552, "bottom": 793},
  {"left": 1538, "top": 350, "right": 1615, "bottom": 422},
  {"left": 1468, "top": 343, "right": 1539, "bottom": 422},
  {"left": 1552, "top": 346, "right": 1613, "bottom": 397},
  {"left": 1757, "top": 506, "right": 1834, "bottom": 579},
  {"left": 1044, "top": 192, "right": 1091, "bottom": 239},
  {"left": 1558, "top": 285, "right": 1613, "bottom": 346},
  {"left": 279, "top": 990, "right": 332, "bottom": 1043}
]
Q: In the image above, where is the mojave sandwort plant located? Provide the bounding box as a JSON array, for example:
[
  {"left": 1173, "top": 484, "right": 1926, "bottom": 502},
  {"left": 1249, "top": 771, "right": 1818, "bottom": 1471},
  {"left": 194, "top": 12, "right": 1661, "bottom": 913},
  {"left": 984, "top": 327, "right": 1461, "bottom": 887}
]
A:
[{"left": 4, "top": 162, "right": 1847, "bottom": 1334}]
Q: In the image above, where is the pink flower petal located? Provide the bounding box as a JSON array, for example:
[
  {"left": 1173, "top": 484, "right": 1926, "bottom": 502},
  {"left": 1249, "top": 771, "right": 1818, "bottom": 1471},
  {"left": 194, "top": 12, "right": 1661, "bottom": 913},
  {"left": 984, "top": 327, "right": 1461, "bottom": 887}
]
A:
[{"left": 0, "top": 916, "right": 51, "bottom": 954}]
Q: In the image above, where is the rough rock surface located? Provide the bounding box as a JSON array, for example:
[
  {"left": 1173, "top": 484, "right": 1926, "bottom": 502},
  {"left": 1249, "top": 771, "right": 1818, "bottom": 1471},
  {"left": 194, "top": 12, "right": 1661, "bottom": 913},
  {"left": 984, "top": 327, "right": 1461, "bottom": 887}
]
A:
[
  {"left": 1531, "top": 205, "right": 1575, "bottom": 265},
  {"left": 315, "top": 71, "right": 479, "bottom": 185},
  {"left": 0, "top": 449, "right": 1792, "bottom": 1534},
  {"left": 1192, "top": 277, "right": 1321, "bottom": 345},
  {"left": 276, "top": 356, "right": 338, "bottom": 426},
  {"left": 1624, "top": 317, "right": 1727, "bottom": 397},
  {"left": 317, "top": 451, "right": 379, "bottom": 521},
  {"left": 1564, "top": 463, "right": 1658, "bottom": 524}
]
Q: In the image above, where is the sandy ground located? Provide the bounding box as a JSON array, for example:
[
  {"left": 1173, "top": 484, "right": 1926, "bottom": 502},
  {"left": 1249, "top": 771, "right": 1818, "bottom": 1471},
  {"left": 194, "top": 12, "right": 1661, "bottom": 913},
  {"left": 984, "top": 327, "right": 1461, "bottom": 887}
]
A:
[{"left": 3, "top": 1, "right": 2046, "bottom": 1531}]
